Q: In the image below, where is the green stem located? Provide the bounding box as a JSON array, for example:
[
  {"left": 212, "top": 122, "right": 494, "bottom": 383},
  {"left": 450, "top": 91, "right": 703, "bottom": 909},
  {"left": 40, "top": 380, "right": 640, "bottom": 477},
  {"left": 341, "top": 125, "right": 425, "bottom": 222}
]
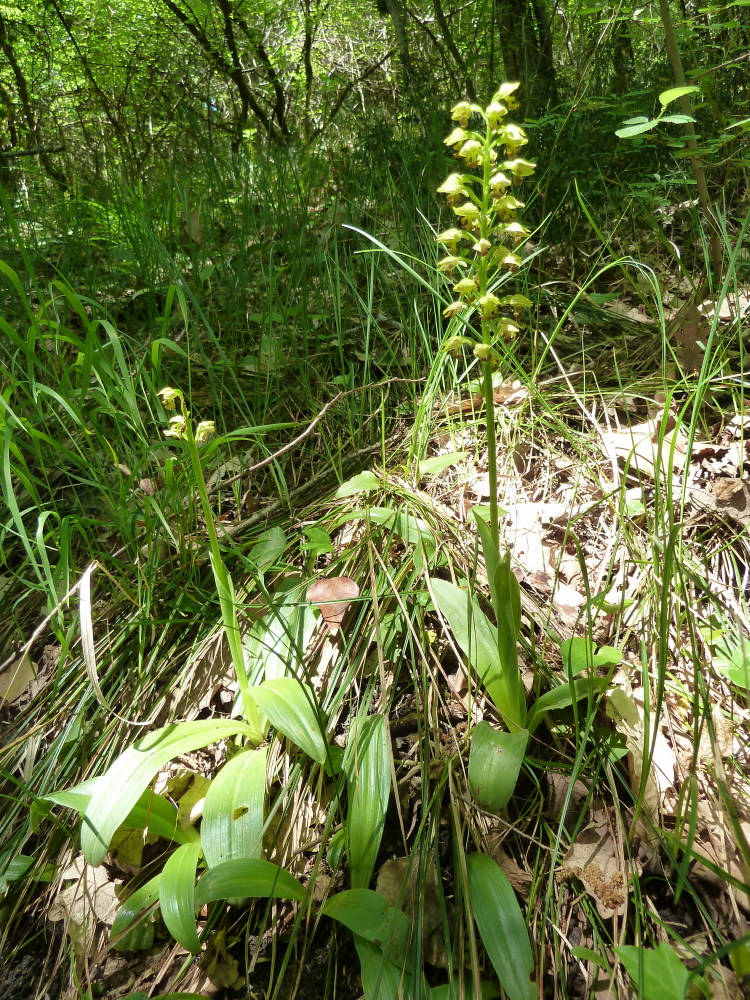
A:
[
  {"left": 479, "top": 117, "right": 500, "bottom": 549},
  {"left": 182, "top": 403, "right": 264, "bottom": 741}
]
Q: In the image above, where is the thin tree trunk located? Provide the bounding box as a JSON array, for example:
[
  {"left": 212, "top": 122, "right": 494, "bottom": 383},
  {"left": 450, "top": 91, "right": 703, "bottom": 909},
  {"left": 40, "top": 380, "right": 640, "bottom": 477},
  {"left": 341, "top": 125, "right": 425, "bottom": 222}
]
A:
[{"left": 659, "top": 0, "right": 722, "bottom": 284}]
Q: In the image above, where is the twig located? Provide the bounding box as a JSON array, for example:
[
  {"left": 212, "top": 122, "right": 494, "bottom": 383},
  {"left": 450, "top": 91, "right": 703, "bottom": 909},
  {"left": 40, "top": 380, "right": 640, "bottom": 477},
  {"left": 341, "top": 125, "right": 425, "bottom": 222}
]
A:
[{"left": 212, "top": 376, "right": 424, "bottom": 491}]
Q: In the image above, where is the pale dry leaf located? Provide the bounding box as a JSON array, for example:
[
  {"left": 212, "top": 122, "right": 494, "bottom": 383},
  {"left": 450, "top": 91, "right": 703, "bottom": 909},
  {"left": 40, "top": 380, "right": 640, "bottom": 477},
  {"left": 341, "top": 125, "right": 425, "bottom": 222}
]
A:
[
  {"left": 375, "top": 854, "right": 449, "bottom": 968},
  {"left": 0, "top": 651, "right": 37, "bottom": 704},
  {"left": 48, "top": 856, "right": 120, "bottom": 955},
  {"left": 606, "top": 680, "right": 676, "bottom": 821},
  {"left": 600, "top": 415, "right": 687, "bottom": 480}
]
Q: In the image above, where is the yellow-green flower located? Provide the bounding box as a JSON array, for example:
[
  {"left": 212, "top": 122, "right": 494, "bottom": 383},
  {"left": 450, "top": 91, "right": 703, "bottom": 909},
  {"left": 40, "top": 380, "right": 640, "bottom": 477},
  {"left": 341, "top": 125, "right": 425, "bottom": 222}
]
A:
[
  {"left": 503, "top": 221, "right": 530, "bottom": 243},
  {"left": 452, "top": 201, "right": 481, "bottom": 223},
  {"left": 436, "top": 228, "right": 468, "bottom": 252},
  {"left": 437, "top": 255, "right": 464, "bottom": 274},
  {"left": 477, "top": 293, "right": 501, "bottom": 319},
  {"left": 485, "top": 101, "right": 509, "bottom": 129},
  {"left": 473, "top": 343, "right": 500, "bottom": 367},
  {"left": 195, "top": 420, "right": 216, "bottom": 443},
  {"left": 443, "top": 335, "right": 474, "bottom": 356},
  {"left": 437, "top": 173, "right": 469, "bottom": 198},
  {"left": 444, "top": 127, "right": 467, "bottom": 148},
  {"left": 453, "top": 277, "right": 477, "bottom": 299},
  {"left": 443, "top": 301, "right": 466, "bottom": 319},
  {"left": 494, "top": 194, "right": 524, "bottom": 220},
  {"left": 450, "top": 101, "right": 477, "bottom": 127},
  {"left": 495, "top": 317, "right": 520, "bottom": 340},
  {"left": 502, "top": 123, "right": 528, "bottom": 153},
  {"left": 158, "top": 386, "right": 182, "bottom": 411},
  {"left": 458, "top": 139, "right": 482, "bottom": 165},
  {"left": 163, "top": 414, "right": 187, "bottom": 439},
  {"left": 490, "top": 171, "right": 512, "bottom": 193},
  {"left": 504, "top": 158, "right": 535, "bottom": 179},
  {"left": 472, "top": 238, "right": 491, "bottom": 256}
]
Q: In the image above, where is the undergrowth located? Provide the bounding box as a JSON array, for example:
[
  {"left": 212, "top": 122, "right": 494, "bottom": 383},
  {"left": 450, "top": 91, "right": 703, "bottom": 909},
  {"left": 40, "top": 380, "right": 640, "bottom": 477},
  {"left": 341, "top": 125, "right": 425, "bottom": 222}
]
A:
[{"left": 1, "top": 91, "right": 749, "bottom": 1000}]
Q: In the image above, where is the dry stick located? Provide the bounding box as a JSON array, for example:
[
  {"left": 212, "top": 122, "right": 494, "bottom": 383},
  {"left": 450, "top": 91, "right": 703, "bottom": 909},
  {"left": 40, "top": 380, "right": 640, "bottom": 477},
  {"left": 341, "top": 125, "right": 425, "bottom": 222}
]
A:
[{"left": 212, "top": 376, "right": 425, "bottom": 492}]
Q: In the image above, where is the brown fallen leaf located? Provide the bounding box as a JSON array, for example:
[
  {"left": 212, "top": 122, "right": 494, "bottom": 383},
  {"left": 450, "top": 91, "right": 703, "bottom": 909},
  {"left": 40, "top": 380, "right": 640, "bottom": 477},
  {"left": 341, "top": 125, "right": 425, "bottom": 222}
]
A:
[
  {"left": 557, "top": 810, "right": 635, "bottom": 919},
  {"left": 307, "top": 577, "right": 360, "bottom": 632}
]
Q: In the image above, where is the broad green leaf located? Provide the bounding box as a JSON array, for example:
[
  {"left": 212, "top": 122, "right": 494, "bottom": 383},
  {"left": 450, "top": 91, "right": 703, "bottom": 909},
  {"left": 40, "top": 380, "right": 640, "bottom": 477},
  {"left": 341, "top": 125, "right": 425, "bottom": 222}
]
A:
[
  {"left": 336, "top": 471, "right": 382, "bottom": 498},
  {"left": 659, "top": 85, "right": 699, "bottom": 107},
  {"left": 467, "top": 853, "right": 535, "bottom": 1000},
  {"left": 474, "top": 513, "right": 502, "bottom": 618},
  {"left": 713, "top": 640, "right": 750, "bottom": 689},
  {"left": 43, "top": 778, "right": 199, "bottom": 848},
  {"left": 79, "top": 720, "right": 254, "bottom": 865},
  {"left": 339, "top": 507, "right": 437, "bottom": 554},
  {"left": 615, "top": 943, "right": 690, "bottom": 1000},
  {"left": 526, "top": 677, "right": 608, "bottom": 734},
  {"left": 430, "top": 578, "right": 508, "bottom": 715},
  {"left": 202, "top": 747, "right": 266, "bottom": 868},
  {"left": 561, "top": 637, "right": 622, "bottom": 678},
  {"left": 418, "top": 452, "right": 468, "bottom": 477},
  {"left": 160, "top": 841, "right": 201, "bottom": 953},
  {"left": 111, "top": 874, "right": 161, "bottom": 952},
  {"left": 194, "top": 858, "right": 304, "bottom": 905},
  {"left": 660, "top": 114, "right": 695, "bottom": 124},
  {"left": 468, "top": 722, "right": 528, "bottom": 811},
  {"left": 355, "top": 935, "right": 409, "bottom": 1000},
  {"left": 252, "top": 678, "right": 327, "bottom": 763},
  {"left": 323, "top": 889, "right": 410, "bottom": 966},
  {"left": 248, "top": 526, "right": 287, "bottom": 572},
  {"left": 616, "top": 120, "right": 659, "bottom": 138},
  {"left": 343, "top": 714, "right": 390, "bottom": 889}
]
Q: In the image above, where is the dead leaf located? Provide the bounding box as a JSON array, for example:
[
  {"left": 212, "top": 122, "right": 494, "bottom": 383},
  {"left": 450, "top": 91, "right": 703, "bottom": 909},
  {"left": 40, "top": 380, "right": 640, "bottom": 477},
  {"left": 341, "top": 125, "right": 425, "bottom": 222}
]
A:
[
  {"left": 712, "top": 478, "right": 744, "bottom": 502},
  {"left": 180, "top": 206, "right": 202, "bottom": 247},
  {"left": 606, "top": 677, "right": 676, "bottom": 823},
  {"left": 307, "top": 577, "right": 360, "bottom": 632},
  {"left": 600, "top": 414, "right": 687, "bottom": 480},
  {"left": 376, "top": 854, "right": 449, "bottom": 968},
  {"left": 48, "top": 856, "right": 120, "bottom": 956},
  {"left": 0, "top": 651, "right": 37, "bottom": 704},
  {"left": 557, "top": 810, "right": 634, "bottom": 919}
]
